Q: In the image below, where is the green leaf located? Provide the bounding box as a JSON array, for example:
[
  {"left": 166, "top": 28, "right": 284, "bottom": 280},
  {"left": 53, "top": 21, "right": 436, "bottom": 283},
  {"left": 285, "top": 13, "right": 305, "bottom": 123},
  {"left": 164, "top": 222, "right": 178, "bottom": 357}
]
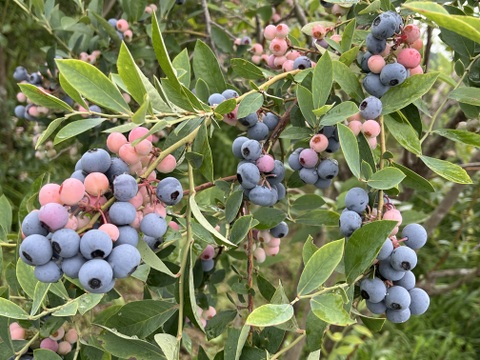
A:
[
  {"left": 224, "top": 326, "right": 250, "bottom": 360},
  {"left": 56, "top": 59, "right": 130, "bottom": 114},
  {"left": 211, "top": 26, "right": 234, "bottom": 53},
  {"left": 332, "top": 61, "right": 364, "bottom": 103},
  {"left": 367, "top": 167, "right": 406, "bottom": 190},
  {"left": 52, "top": 301, "right": 78, "bottom": 317},
  {"left": 205, "top": 310, "right": 238, "bottom": 340},
  {"left": 302, "top": 236, "right": 318, "bottom": 273},
  {"left": 338, "top": 123, "right": 361, "bottom": 179},
  {"left": 433, "top": 129, "right": 480, "bottom": 147},
  {"left": 16, "top": 258, "right": 37, "bottom": 299},
  {"left": 392, "top": 162, "right": 435, "bottom": 192},
  {"left": 35, "top": 117, "right": 66, "bottom": 149},
  {"left": 271, "top": 282, "right": 299, "bottom": 332},
  {"left": 18, "top": 84, "right": 73, "bottom": 111},
  {"left": 297, "top": 239, "right": 344, "bottom": 296},
  {"left": 225, "top": 189, "right": 244, "bottom": 223},
  {"left": 320, "top": 101, "right": 359, "bottom": 126},
  {"left": 31, "top": 282, "right": 51, "bottom": 315},
  {"left": 448, "top": 87, "right": 480, "bottom": 106},
  {"left": 190, "top": 195, "right": 236, "bottom": 247},
  {"left": 420, "top": 155, "right": 473, "bottom": 184},
  {"left": 33, "top": 349, "right": 63, "bottom": 360},
  {"left": 279, "top": 126, "right": 312, "bottom": 140},
  {"left": 154, "top": 334, "right": 179, "bottom": 360},
  {"left": 311, "top": 293, "right": 355, "bottom": 326},
  {"left": 296, "top": 85, "right": 316, "bottom": 128},
  {"left": 214, "top": 98, "right": 237, "bottom": 115},
  {"left": 312, "top": 52, "right": 333, "bottom": 109},
  {"left": 137, "top": 239, "right": 176, "bottom": 277},
  {"left": 54, "top": 118, "right": 106, "bottom": 145},
  {"left": 0, "top": 298, "right": 29, "bottom": 319},
  {"left": 102, "top": 300, "right": 177, "bottom": 338},
  {"left": 340, "top": 19, "right": 356, "bottom": 53},
  {"left": 173, "top": 49, "right": 192, "bottom": 88},
  {"left": 294, "top": 210, "right": 340, "bottom": 227},
  {"left": 381, "top": 72, "right": 440, "bottom": 115},
  {"left": 76, "top": 293, "right": 104, "bottom": 315},
  {"left": 192, "top": 124, "right": 214, "bottom": 182},
  {"left": 357, "top": 313, "right": 385, "bottom": 332},
  {"left": 97, "top": 326, "right": 167, "bottom": 360},
  {"left": 312, "top": 104, "right": 335, "bottom": 117},
  {"left": 252, "top": 207, "right": 286, "bottom": 230},
  {"left": 384, "top": 113, "right": 422, "bottom": 155},
  {"left": 152, "top": 13, "right": 180, "bottom": 90},
  {"left": 131, "top": 98, "right": 149, "bottom": 124},
  {"left": 193, "top": 40, "right": 227, "bottom": 94},
  {"left": 306, "top": 311, "right": 328, "bottom": 352},
  {"left": 245, "top": 304, "right": 294, "bottom": 327},
  {"left": 231, "top": 58, "right": 265, "bottom": 80},
  {"left": 237, "top": 92, "right": 264, "bottom": 119},
  {"left": 0, "top": 195, "right": 12, "bottom": 235},
  {"left": 345, "top": 220, "right": 398, "bottom": 283},
  {"left": 403, "top": 2, "right": 480, "bottom": 44},
  {"left": 292, "top": 194, "right": 326, "bottom": 212},
  {"left": 121, "top": 0, "right": 148, "bottom": 21}
]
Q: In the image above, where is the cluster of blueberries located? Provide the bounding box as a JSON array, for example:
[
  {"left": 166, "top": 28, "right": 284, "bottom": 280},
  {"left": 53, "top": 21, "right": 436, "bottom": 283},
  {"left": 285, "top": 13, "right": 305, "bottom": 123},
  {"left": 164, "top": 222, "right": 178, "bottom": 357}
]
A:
[
  {"left": 107, "top": 18, "right": 133, "bottom": 41},
  {"left": 19, "top": 127, "right": 184, "bottom": 293},
  {"left": 13, "top": 66, "right": 51, "bottom": 121},
  {"left": 252, "top": 221, "right": 289, "bottom": 263},
  {"left": 288, "top": 126, "right": 340, "bottom": 189},
  {"left": 232, "top": 136, "right": 286, "bottom": 207},
  {"left": 360, "top": 12, "right": 424, "bottom": 98}
]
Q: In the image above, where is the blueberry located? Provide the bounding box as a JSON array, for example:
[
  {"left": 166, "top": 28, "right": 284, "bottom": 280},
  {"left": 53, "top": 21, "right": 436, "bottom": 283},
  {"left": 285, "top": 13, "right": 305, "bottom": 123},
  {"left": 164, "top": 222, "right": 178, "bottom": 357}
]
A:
[
  {"left": 22, "top": 211, "right": 49, "bottom": 237},
  {"left": 78, "top": 259, "right": 114, "bottom": 293},
  {"left": 106, "top": 157, "right": 130, "bottom": 183},
  {"left": 379, "top": 63, "right": 407, "bottom": 87},
  {"left": 247, "top": 122, "right": 270, "bottom": 141},
  {"left": 394, "top": 270, "right": 416, "bottom": 290},
  {"left": 270, "top": 221, "right": 288, "bottom": 238},
  {"left": 378, "top": 259, "right": 406, "bottom": 281},
  {"left": 14, "top": 105, "right": 26, "bottom": 119},
  {"left": 266, "top": 160, "right": 286, "bottom": 186},
  {"left": 273, "top": 183, "right": 286, "bottom": 200},
  {"left": 293, "top": 56, "right": 312, "bottom": 70},
  {"left": 239, "top": 113, "right": 258, "bottom": 127},
  {"left": 288, "top": 147, "right": 304, "bottom": 171},
  {"left": 51, "top": 228, "right": 81, "bottom": 258},
  {"left": 28, "top": 73, "right": 42, "bottom": 85},
  {"left": 371, "top": 12, "right": 398, "bottom": 40},
  {"left": 317, "top": 159, "right": 339, "bottom": 179},
  {"left": 202, "top": 258, "right": 215, "bottom": 272},
  {"left": 366, "top": 300, "right": 387, "bottom": 314},
  {"left": 386, "top": 308, "right": 411, "bottom": 323},
  {"left": 360, "top": 277, "right": 387, "bottom": 303},
  {"left": 108, "top": 201, "right": 137, "bottom": 225},
  {"left": 34, "top": 261, "right": 63, "bottom": 283},
  {"left": 366, "top": 33, "right": 386, "bottom": 55},
  {"left": 108, "top": 18, "right": 118, "bottom": 27},
  {"left": 358, "top": 51, "right": 373, "bottom": 73},
  {"left": 314, "top": 177, "right": 332, "bottom": 189},
  {"left": 359, "top": 96, "right": 382, "bottom": 120},
  {"left": 319, "top": 126, "right": 337, "bottom": 139},
  {"left": 143, "top": 234, "right": 163, "bottom": 249},
  {"left": 232, "top": 136, "right": 250, "bottom": 159},
  {"left": 385, "top": 285, "right": 411, "bottom": 310},
  {"left": 325, "top": 138, "right": 340, "bottom": 153},
  {"left": 402, "top": 223, "right": 427, "bottom": 249},
  {"left": 107, "top": 244, "right": 141, "bottom": 278},
  {"left": 89, "top": 105, "right": 102, "bottom": 113},
  {"left": 156, "top": 177, "right": 183, "bottom": 205},
  {"left": 13, "top": 66, "right": 29, "bottom": 81},
  {"left": 237, "top": 162, "right": 261, "bottom": 190},
  {"left": 262, "top": 112, "right": 279, "bottom": 131},
  {"left": 390, "top": 246, "right": 417, "bottom": 271},
  {"left": 241, "top": 139, "right": 263, "bottom": 161},
  {"left": 115, "top": 225, "right": 139, "bottom": 247},
  {"left": 339, "top": 210, "right": 362, "bottom": 237},
  {"left": 345, "top": 187, "right": 369, "bottom": 214},
  {"left": 377, "top": 238, "right": 393, "bottom": 260},
  {"left": 299, "top": 167, "right": 319, "bottom": 184},
  {"left": 81, "top": 148, "right": 111, "bottom": 174},
  {"left": 363, "top": 73, "right": 391, "bottom": 98},
  {"left": 71, "top": 170, "right": 86, "bottom": 182},
  {"left": 248, "top": 185, "right": 278, "bottom": 206},
  {"left": 61, "top": 254, "right": 87, "bottom": 278},
  {"left": 140, "top": 213, "right": 168, "bottom": 238},
  {"left": 409, "top": 288, "right": 430, "bottom": 315},
  {"left": 80, "top": 229, "right": 113, "bottom": 259},
  {"left": 113, "top": 174, "right": 138, "bottom": 201},
  {"left": 207, "top": 93, "right": 226, "bottom": 106},
  {"left": 222, "top": 89, "right": 239, "bottom": 99},
  {"left": 20, "top": 234, "right": 53, "bottom": 266}
]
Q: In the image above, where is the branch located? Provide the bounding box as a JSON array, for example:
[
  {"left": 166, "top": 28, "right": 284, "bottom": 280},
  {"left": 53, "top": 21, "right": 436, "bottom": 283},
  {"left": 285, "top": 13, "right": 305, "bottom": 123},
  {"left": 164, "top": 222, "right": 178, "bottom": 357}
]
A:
[{"left": 201, "top": 0, "right": 217, "bottom": 55}]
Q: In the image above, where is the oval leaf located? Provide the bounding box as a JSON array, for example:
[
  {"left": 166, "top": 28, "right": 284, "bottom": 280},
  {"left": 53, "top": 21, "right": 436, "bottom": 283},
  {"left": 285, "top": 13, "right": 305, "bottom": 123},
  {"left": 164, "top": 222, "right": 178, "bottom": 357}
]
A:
[
  {"left": 338, "top": 123, "right": 361, "bottom": 179},
  {"left": 320, "top": 101, "right": 359, "bottom": 126},
  {"left": 237, "top": 92, "right": 264, "bottom": 119},
  {"left": 310, "top": 293, "right": 355, "bottom": 326},
  {"left": 18, "top": 83, "right": 73, "bottom": 111},
  {"left": 367, "top": 167, "right": 406, "bottom": 190},
  {"left": 433, "top": 129, "right": 480, "bottom": 148},
  {"left": 392, "top": 162, "right": 435, "bottom": 192},
  {"left": 448, "top": 87, "right": 480, "bottom": 106},
  {"left": 231, "top": 58, "right": 265, "bottom": 80},
  {"left": 245, "top": 304, "right": 294, "bottom": 327},
  {"left": 384, "top": 113, "right": 422, "bottom": 155},
  {"left": 420, "top": 155, "right": 473, "bottom": 184},
  {"left": 0, "top": 297, "right": 30, "bottom": 319},
  {"left": 54, "top": 118, "right": 106, "bottom": 145}
]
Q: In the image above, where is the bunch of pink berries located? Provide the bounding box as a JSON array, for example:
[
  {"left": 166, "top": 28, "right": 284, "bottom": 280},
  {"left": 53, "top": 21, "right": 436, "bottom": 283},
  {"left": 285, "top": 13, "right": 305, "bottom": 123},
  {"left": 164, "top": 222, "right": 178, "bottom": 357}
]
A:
[{"left": 347, "top": 113, "right": 381, "bottom": 150}]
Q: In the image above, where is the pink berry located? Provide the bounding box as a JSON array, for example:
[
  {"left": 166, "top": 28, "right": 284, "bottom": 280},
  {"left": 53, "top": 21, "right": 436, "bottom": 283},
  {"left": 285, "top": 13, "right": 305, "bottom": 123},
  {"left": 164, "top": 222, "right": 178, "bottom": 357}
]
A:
[
  {"left": 397, "top": 48, "right": 422, "bottom": 69},
  {"left": 361, "top": 120, "right": 381, "bottom": 138},
  {"left": 269, "top": 38, "right": 288, "bottom": 56},
  {"left": 347, "top": 113, "right": 362, "bottom": 122},
  {"left": 129, "top": 127, "right": 153, "bottom": 142},
  {"left": 107, "top": 132, "right": 128, "bottom": 153},
  {"left": 265, "top": 237, "right": 281, "bottom": 248},
  {"left": 256, "top": 154, "right": 275, "bottom": 173},
  {"left": 251, "top": 43, "right": 263, "bottom": 55},
  {"left": 39, "top": 183, "right": 62, "bottom": 206},
  {"left": 40, "top": 337, "right": 59, "bottom": 352},
  {"left": 9, "top": 323, "right": 25, "bottom": 340},
  {"left": 169, "top": 221, "right": 180, "bottom": 231},
  {"left": 116, "top": 19, "right": 129, "bottom": 32},
  {"left": 286, "top": 50, "right": 300, "bottom": 61},
  {"left": 65, "top": 329, "right": 78, "bottom": 344},
  {"left": 251, "top": 55, "right": 262, "bottom": 65},
  {"left": 383, "top": 208, "right": 402, "bottom": 226},
  {"left": 411, "top": 38, "right": 423, "bottom": 51},
  {"left": 330, "top": 34, "right": 342, "bottom": 43},
  {"left": 59, "top": 178, "right": 85, "bottom": 205},
  {"left": 403, "top": 24, "right": 421, "bottom": 44},
  {"left": 264, "top": 245, "right": 280, "bottom": 256},
  {"left": 348, "top": 120, "right": 363, "bottom": 136},
  {"left": 49, "top": 326, "right": 65, "bottom": 341},
  {"left": 254, "top": 247, "right": 266, "bottom": 263},
  {"left": 17, "top": 92, "right": 27, "bottom": 102},
  {"left": 201, "top": 245, "right": 215, "bottom": 260},
  {"left": 299, "top": 148, "right": 319, "bottom": 168},
  {"left": 223, "top": 107, "right": 238, "bottom": 126},
  {"left": 264, "top": 25, "right": 277, "bottom": 40},
  {"left": 57, "top": 341, "right": 72, "bottom": 355},
  {"left": 367, "top": 55, "right": 386, "bottom": 74},
  {"left": 282, "top": 60, "right": 294, "bottom": 72},
  {"left": 119, "top": 143, "right": 141, "bottom": 165},
  {"left": 123, "top": 93, "right": 132, "bottom": 103},
  {"left": 156, "top": 154, "right": 177, "bottom": 173},
  {"left": 201, "top": 306, "right": 217, "bottom": 320},
  {"left": 275, "top": 24, "right": 290, "bottom": 38},
  {"left": 380, "top": 43, "right": 392, "bottom": 57},
  {"left": 84, "top": 172, "right": 110, "bottom": 196},
  {"left": 367, "top": 136, "right": 378, "bottom": 149},
  {"left": 267, "top": 54, "right": 277, "bottom": 69},
  {"left": 256, "top": 230, "right": 272, "bottom": 244},
  {"left": 409, "top": 65, "right": 424, "bottom": 75},
  {"left": 309, "top": 134, "right": 329, "bottom": 153},
  {"left": 312, "top": 24, "right": 326, "bottom": 39},
  {"left": 273, "top": 55, "right": 287, "bottom": 68},
  {"left": 134, "top": 139, "right": 153, "bottom": 156},
  {"left": 99, "top": 223, "right": 120, "bottom": 241},
  {"left": 123, "top": 29, "right": 133, "bottom": 42},
  {"left": 38, "top": 203, "right": 69, "bottom": 231}
]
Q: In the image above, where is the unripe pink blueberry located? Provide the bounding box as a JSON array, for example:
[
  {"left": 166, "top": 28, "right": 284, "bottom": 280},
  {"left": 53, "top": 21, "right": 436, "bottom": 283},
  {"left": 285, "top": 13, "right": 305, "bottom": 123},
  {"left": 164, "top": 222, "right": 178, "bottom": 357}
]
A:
[
  {"left": 397, "top": 48, "right": 422, "bottom": 69},
  {"left": 367, "top": 136, "right": 378, "bottom": 149},
  {"left": 403, "top": 24, "right": 421, "bottom": 44},
  {"left": 251, "top": 55, "right": 262, "bottom": 65},
  {"left": 299, "top": 148, "right": 319, "bottom": 168},
  {"left": 286, "top": 50, "right": 300, "bottom": 61},
  {"left": 123, "top": 93, "right": 132, "bottom": 103},
  {"left": 275, "top": 24, "right": 290, "bottom": 38},
  {"left": 129, "top": 127, "right": 153, "bottom": 142},
  {"left": 134, "top": 139, "right": 153, "bottom": 156},
  {"left": 271, "top": 13, "right": 281, "bottom": 23},
  {"left": 59, "top": 178, "right": 85, "bottom": 205},
  {"left": 273, "top": 55, "right": 287, "bottom": 68},
  {"left": 38, "top": 203, "right": 69, "bottom": 231},
  {"left": 269, "top": 38, "right": 288, "bottom": 56},
  {"left": 201, "top": 306, "right": 217, "bottom": 320},
  {"left": 40, "top": 337, "right": 59, "bottom": 352},
  {"left": 39, "top": 183, "right": 62, "bottom": 206},
  {"left": 17, "top": 92, "right": 27, "bottom": 102},
  {"left": 107, "top": 132, "right": 128, "bottom": 153},
  {"left": 265, "top": 237, "right": 281, "bottom": 248},
  {"left": 264, "top": 245, "right": 280, "bottom": 256},
  {"left": 282, "top": 60, "right": 294, "bottom": 72},
  {"left": 169, "top": 221, "right": 180, "bottom": 231},
  {"left": 123, "top": 29, "right": 133, "bottom": 42},
  {"left": 256, "top": 230, "right": 272, "bottom": 244},
  {"left": 264, "top": 25, "right": 277, "bottom": 40},
  {"left": 65, "top": 214, "right": 78, "bottom": 230},
  {"left": 254, "top": 247, "right": 266, "bottom": 263},
  {"left": 367, "top": 55, "right": 386, "bottom": 74},
  {"left": 361, "top": 120, "right": 381, "bottom": 138},
  {"left": 65, "top": 329, "right": 79, "bottom": 344},
  {"left": 49, "top": 326, "right": 65, "bottom": 341},
  {"left": 116, "top": 19, "right": 129, "bottom": 32},
  {"left": 383, "top": 208, "right": 402, "bottom": 227},
  {"left": 409, "top": 65, "right": 424, "bottom": 75},
  {"left": 256, "top": 154, "right": 275, "bottom": 173},
  {"left": 267, "top": 54, "right": 277, "bottom": 69},
  {"left": 411, "top": 38, "right": 423, "bottom": 51},
  {"left": 347, "top": 112, "right": 362, "bottom": 122},
  {"left": 309, "top": 134, "right": 329, "bottom": 153},
  {"left": 9, "top": 323, "right": 25, "bottom": 340},
  {"left": 57, "top": 341, "right": 72, "bottom": 355},
  {"left": 251, "top": 43, "right": 263, "bottom": 55},
  {"left": 79, "top": 52, "right": 88, "bottom": 61},
  {"left": 330, "top": 34, "right": 342, "bottom": 43},
  {"left": 84, "top": 172, "right": 110, "bottom": 196},
  {"left": 312, "top": 24, "right": 326, "bottom": 39},
  {"left": 348, "top": 120, "right": 363, "bottom": 136},
  {"left": 119, "top": 143, "right": 141, "bottom": 165},
  {"left": 99, "top": 223, "right": 120, "bottom": 241},
  {"left": 201, "top": 245, "right": 215, "bottom": 260},
  {"left": 156, "top": 154, "right": 177, "bottom": 173}
]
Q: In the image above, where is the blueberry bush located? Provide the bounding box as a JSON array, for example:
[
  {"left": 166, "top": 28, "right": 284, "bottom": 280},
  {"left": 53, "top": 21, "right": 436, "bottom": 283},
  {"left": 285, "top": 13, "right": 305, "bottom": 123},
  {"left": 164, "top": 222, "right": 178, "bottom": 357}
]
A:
[{"left": 1, "top": 0, "right": 480, "bottom": 359}]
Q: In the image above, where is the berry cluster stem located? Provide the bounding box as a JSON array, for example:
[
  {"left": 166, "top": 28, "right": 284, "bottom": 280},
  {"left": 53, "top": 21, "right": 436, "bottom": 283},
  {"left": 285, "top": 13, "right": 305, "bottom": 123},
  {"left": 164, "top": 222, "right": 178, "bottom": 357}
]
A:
[{"left": 377, "top": 115, "right": 386, "bottom": 220}]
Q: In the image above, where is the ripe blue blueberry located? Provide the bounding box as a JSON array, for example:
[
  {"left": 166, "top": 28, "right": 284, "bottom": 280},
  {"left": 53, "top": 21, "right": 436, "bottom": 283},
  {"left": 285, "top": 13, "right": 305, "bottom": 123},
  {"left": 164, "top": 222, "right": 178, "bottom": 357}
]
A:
[
  {"left": 141, "top": 213, "right": 168, "bottom": 238},
  {"left": 202, "top": 258, "right": 215, "bottom": 272},
  {"left": 241, "top": 139, "right": 262, "bottom": 161},
  {"left": 13, "top": 66, "right": 29, "bottom": 81},
  {"left": 51, "top": 228, "right": 81, "bottom": 258},
  {"left": 108, "top": 201, "right": 137, "bottom": 225},
  {"left": 385, "top": 285, "right": 411, "bottom": 310},
  {"left": 78, "top": 259, "right": 114, "bottom": 293},
  {"left": 222, "top": 89, "right": 239, "bottom": 99},
  {"left": 14, "top": 105, "right": 26, "bottom": 119},
  {"left": 386, "top": 308, "right": 411, "bottom": 323},
  {"left": 106, "top": 157, "right": 130, "bottom": 183},
  {"left": 288, "top": 148, "right": 304, "bottom": 171},
  {"left": 366, "top": 300, "right": 387, "bottom": 315},
  {"left": 232, "top": 137, "right": 250, "bottom": 159},
  {"left": 393, "top": 270, "right": 416, "bottom": 290},
  {"left": 237, "top": 162, "right": 261, "bottom": 190},
  {"left": 317, "top": 159, "right": 339, "bottom": 180},
  {"left": 20, "top": 234, "right": 53, "bottom": 266},
  {"left": 360, "top": 277, "right": 387, "bottom": 303},
  {"left": 402, "top": 223, "right": 427, "bottom": 249},
  {"left": 262, "top": 112, "right": 280, "bottom": 131},
  {"left": 270, "top": 221, "right": 289, "bottom": 238},
  {"left": 339, "top": 210, "right": 362, "bottom": 237},
  {"left": 390, "top": 245, "right": 417, "bottom": 271},
  {"left": 359, "top": 96, "right": 382, "bottom": 119},
  {"left": 107, "top": 244, "right": 141, "bottom": 278},
  {"left": 247, "top": 122, "right": 270, "bottom": 141},
  {"left": 409, "top": 288, "right": 430, "bottom": 315},
  {"left": 378, "top": 259, "right": 406, "bottom": 281},
  {"left": 314, "top": 177, "right": 332, "bottom": 189},
  {"left": 115, "top": 225, "right": 139, "bottom": 247},
  {"left": 61, "top": 254, "right": 87, "bottom": 279},
  {"left": 35, "top": 261, "right": 63, "bottom": 283},
  {"left": 293, "top": 56, "right": 312, "bottom": 70},
  {"left": 239, "top": 113, "right": 258, "bottom": 127},
  {"left": 371, "top": 12, "right": 399, "bottom": 39},
  {"left": 80, "top": 148, "right": 111, "bottom": 174},
  {"left": 266, "top": 160, "right": 286, "bottom": 185},
  {"left": 207, "top": 93, "right": 226, "bottom": 106},
  {"left": 345, "top": 187, "right": 369, "bottom": 214},
  {"left": 325, "top": 138, "right": 340, "bottom": 153},
  {"left": 359, "top": 51, "right": 373, "bottom": 73},
  {"left": 249, "top": 185, "right": 278, "bottom": 206},
  {"left": 379, "top": 63, "right": 407, "bottom": 86},
  {"left": 22, "top": 211, "right": 49, "bottom": 237},
  {"left": 377, "top": 238, "right": 393, "bottom": 260},
  {"left": 143, "top": 234, "right": 163, "bottom": 249},
  {"left": 80, "top": 229, "right": 113, "bottom": 259},
  {"left": 113, "top": 174, "right": 138, "bottom": 201},
  {"left": 363, "top": 73, "right": 391, "bottom": 98},
  {"left": 156, "top": 177, "right": 183, "bottom": 205},
  {"left": 366, "top": 33, "right": 387, "bottom": 55}
]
